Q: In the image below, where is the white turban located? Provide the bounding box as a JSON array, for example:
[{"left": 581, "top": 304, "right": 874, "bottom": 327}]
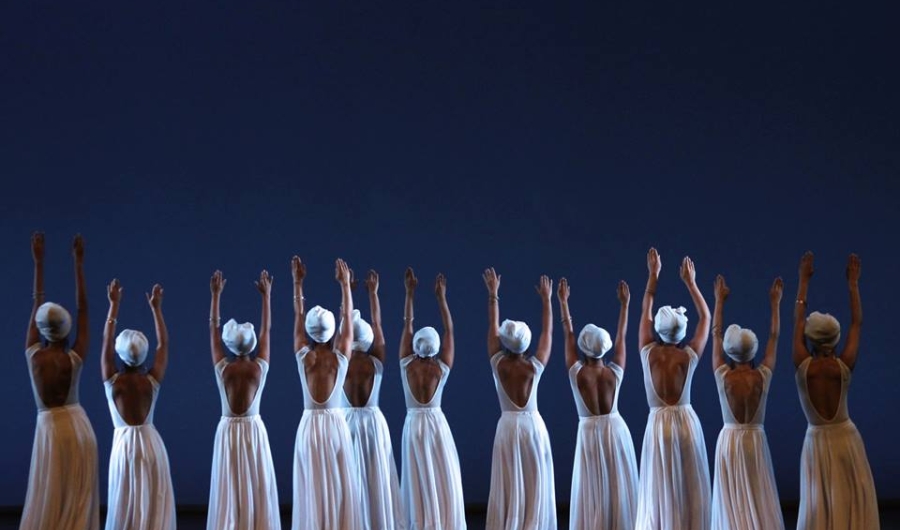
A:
[
  {"left": 723, "top": 324, "right": 758, "bottom": 363},
  {"left": 222, "top": 319, "right": 257, "bottom": 356},
  {"left": 413, "top": 326, "right": 441, "bottom": 358},
  {"left": 36, "top": 302, "right": 72, "bottom": 342},
  {"left": 115, "top": 329, "right": 149, "bottom": 366},
  {"left": 805, "top": 311, "right": 841, "bottom": 350},
  {"left": 654, "top": 306, "right": 688, "bottom": 344},
  {"left": 305, "top": 306, "right": 336, "bottom": 344},
  {"left": 499, "top": 319, "right": 532, "bottom": 354},
  {"left": 578, "top": 324, "right": 612, "bottom": 359},
  {"left": 340, "top": 310, "right": 374, "bottom": 353}
]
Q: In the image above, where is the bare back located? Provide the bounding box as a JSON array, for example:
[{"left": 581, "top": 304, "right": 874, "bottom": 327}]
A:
[
  {"left": 221, "top": 358, "right": 262, "bottom": 416},
  {"left": 344, "top": 352, "right": 376, "bottom": 406},
  {"left": 496, "top": 355, "right": 535, "bottom": 409},
  {"left": 576, "top": 361, "right": 618, "bottom": 415},
  {"left": 405, "top": 357, "right": 444, "bottom": 404},
  {"left": 30, "top": 346, "right": 74, "bottom": 408},
  {"left": 110, "top": 372, "right": 155, "bottom": 426},
  {"left": 303, "top": 345, "right": 341, "bottom": 403},
  {"left": 805, "top": 357, "right": 844, "bottom": 421},
  {"left": 722, "top": 368, "right": 764, "bottom": 424},
  {"left": 647, "top": 344, "right": 692, "bottom": 406}
]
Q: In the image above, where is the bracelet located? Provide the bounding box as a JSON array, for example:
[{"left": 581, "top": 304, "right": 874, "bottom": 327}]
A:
[
  {"left": 560, "top": 316, "right": 572, "bottom": 324},
  {"left": 795, "top": 299, "right": 806, "bottom": 305},
  {"left": 210, "top": 317, "right": 220, "bottom": 327},
  {"left": 107, "top": 318, "right": 117, "bottom": 325},
  {"left": 32, "top": 291, "right": 45, "bottom": 300},
  {"left": 488, "top": 295, "right": 499, "bottom": 301},
  {"left": 403, "top": 317, "right": 414, "bottom": 322},
  {"left": 294, "top": 295, "right": 305, "bottom": 301}
]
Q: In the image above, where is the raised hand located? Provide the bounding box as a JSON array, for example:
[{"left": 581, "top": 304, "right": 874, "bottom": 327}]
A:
[
  {"left": 146, "top": 284, "right": 164, "bottom": 309},
  {"left": 617, "top": 280, "right": 630, "bottom": 305},
  {"left": 535, "top": 275, "right": 553, "bottom": 300},
  {"left": 846, "top": 253, "right": 861, "bottom": 284},
  {"left": 648, "top": 247, "right": 662, "bottom": 278},
  {"left": 255, "top": 270, "right": 273, "bottom": 297},
  {"left": 31, "top": 232, "right": 45, "bottom": 263},
  {"left": 72, "top": 234, "right": 85, "bottom": 263},
  {"left": 405, "top": 267, "right": 418, "bottom": 293},
  {"left": 349, "top": 268, "right": 359, "bottom": 290},
  {"left": 211, "top": 270, "right": 226, "bottom": 295},
  {"left": 557, "top": 277, "right": 570, "bottom": 302},
  {"left": 799, "top": 251, "right": 814, "bottom": 280},
  {"left": 680, "top": 256, "right": 696, "bottom": 287},
  {"left": 108, "top": 278, "right": 123, "bottom": 304},
  {"left": 292, "top": 256, "right": 307, "bottom": 284},
  {"left": 335, "top": 259, "right": 351, "bottom": 286},
  {"left": 483, "top": 267, "right": 500, "bottom": 295},
  {"left": 365, "top": 270, "right": 379, "bottom": 293},
  {"left": 435, "top": 273, "right": 447, "bottom": 300},
  {"left": 714, "top": 274, "right": 730, "bottom": 301},
  {"left": 770, "top": 277, "right": 783, "bottom": 304}
]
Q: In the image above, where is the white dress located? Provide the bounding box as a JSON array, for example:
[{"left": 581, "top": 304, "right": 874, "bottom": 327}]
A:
[
  {"left": 207, "top": 358, "right": 281, "bottom": 530},
  {"left": 104, "top": 373, "right": 176, "bottom": 530},
  {"left": 796, "top": 357, "right": 879, "bottom": 530},
  {"left": 399, "top": 355, "right": 466, "bottom": 530},
  {"left": 635, "top": 345, "right": 711, "bottom": 530},
  {"left": 292, "top": 347, "right": 360, "bottom": 530},
  {"left": 568, "top": 361, "right": 639, "bottom": 530},
  {"left": 710, "top": 365, "right": 783, "bottom": 530},
  {"left": 20, "top": 344, "right": 100, "bottom": 530},
  {"left": 343, "top": 356, "right": 406, "bottom": 530},
  {"left": 486, "top": 352, "right": 556, "bottom": 530}
]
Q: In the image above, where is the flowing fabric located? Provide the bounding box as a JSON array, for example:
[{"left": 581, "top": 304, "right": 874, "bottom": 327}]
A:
[
  {"left": 486, "top": 352, "right": 556, "bottom": 530},
  {"left": 795, "top": 357, "right": 879, "bottom": 530},
  {"left": 567, "top": 361, "right": 638, "bottom": 530},
  {"left": 710, "top": 365, "right": 783, "bottom": 530},
  {"left": 292, "top": 347, "right": 360, "bottom": 530},
  {"left": 20, "top": 345, "right": 100, "bottom": 530},
  {"left": 399, "top": 355, "right": 466, "bottom": 530},
  {"left": 207, "top": 358, "right": 281, "bottom": 530},
  {"left": 635, "top": 345, "right": 710, "bottom": 530},
  {"left": 104, "top": 374, "right": 176, "bottom": 530}
]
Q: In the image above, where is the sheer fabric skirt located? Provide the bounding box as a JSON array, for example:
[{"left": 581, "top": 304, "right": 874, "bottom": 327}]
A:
[
  {"left": 106, "top": 424, "right": 176, "bottom": 530},
  {"left": 346, "top": 407, "right": 405, "bottom": 530}
]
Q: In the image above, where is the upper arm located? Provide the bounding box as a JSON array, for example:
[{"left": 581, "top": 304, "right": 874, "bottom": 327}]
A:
[
  {"left": 149, "top": 343, "right": 169, "bottom": 382},
  {"left": 840, "top": 323, "right": 861, "bottom": 370},
  {"left": 439, "top": 331, "right": 455, "bottom": 369},
  {"left": 761, "top": 333, "right": 778, "bottom": 371},
  {"left": 399, "top": 322, "right": 414, "bottom": 359},
  {"left": 564, "top": 329, "right": 578, "bottom": 369},
  {"left": 210, "top": 324, "right": 226, "bottom": 365},
  {"left": 792, "top": 307, "right": 811, "bottom": 368},
  {"left": 711, "top": 336, "right": 725, "bottom": 371},
  {"left": 73, "top": 309, "right": 89, "bottom": 360}
]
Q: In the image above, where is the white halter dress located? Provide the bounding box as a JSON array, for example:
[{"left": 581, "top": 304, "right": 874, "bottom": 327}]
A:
[
  {"left": 795, "top": 357, "right": 879, "bottom": 529},
  {"left": 207, "top": 358, "right": 281, "bottom": 530},
  {"left": 104, "top": 373, "right": 176, "bottom": 530},
  {"left": 486, "top": 352, "right": 556, "bottom": 530},
  {"left": 20, "top": 344, "right": 100, "bottom": 530},
  {"left": 635, "top": 345, "right": 711, "bottom": 530},
  {"left": 710, "top": 364, "right": 784, "bottom": 530},
  {"left": 567, "top": 361, "right": 639, "bottom": 530},
  {"left": 399, "top": 355, "right": 466, "bottom": 530},
  {"left": 292, "top": 347, "right": 360, "bottom": 530},
  {"left": 343, "top": 356, "right": 405, "bottom": 530}
]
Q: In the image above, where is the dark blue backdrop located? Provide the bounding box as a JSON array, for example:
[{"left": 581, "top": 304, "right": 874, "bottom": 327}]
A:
[{"left": 1, "top": 2, "right": 897, "bottom": 508}]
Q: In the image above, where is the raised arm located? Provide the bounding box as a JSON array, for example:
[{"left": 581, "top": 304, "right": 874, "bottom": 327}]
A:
[
  {"left": 483, "top": 267, "right": 501, "bottom": 357},
  {"left": 72, "top": 235, "right": 90, "bottom": 357},
  {"left": 840, "top": 254, "right": 862, "bottom": 370},
  {"left": 102, "top": 279, "right": 122, "bottom": 381},
  {"left": 682, "top": 256, "right": 711, "bottom": 357},
  {"left": 147, "top": 284, "right": 169, "bottom": 382},
  {"left": 292, "top": 256, "right": 308, "bottom": 353},
  {"left": 612, "top": 280, "right": 630, "bottom": 369},
  {"left": 435, "top": 273, "right": 455, "bottom": 368},
  {"left": 255, "top": 271, "right": 272, "bottom": 363},
  {"left": 335, "top": 259, "right": 354, "bottom": 357},
  {"left": 366, "top": 270, "right": 386, "bottom": 362},
  {"left": 711, "top": 275, "right": 729, "bottom": 371},
  {"left": 399, "top": 268, "right": 417, "bottom": 359},
  {"left": 639, "top": 248, "right": 661, "bottom": 349},
  {"left": 210, "top": 271, "right": 226, "bottom": 365},
  {"left": 793, "top": 252, "right": 813, "bottom": 367},
  {"left": 27, "top": 232, "right": 45, "bottom": 348},
  {"left": 534, "top": 275, "right": 553, "bottom": 366},
  {"left": 557, "top": 278, "right": 578, "bottom": 369},
  {"left": 761, "top": 277, "right": 783, "bottom": 371}
]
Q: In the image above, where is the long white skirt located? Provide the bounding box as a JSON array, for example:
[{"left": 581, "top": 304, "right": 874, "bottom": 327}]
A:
[
  {"left": 20, "top": 404, "right": 100, "bottom": 530},
  {"left": 292, "top": 409, "right": 360, "bottom": 530},
  {"left": 486, "top": 411, "right": 556, "bottom": 530},
  {"left": 711, "top": 425, "right": 783, "bottom": 530},
  {"left": 106, "top": 425, "right": 176, "bottom": 530},
  {"left": 400, "top": 409, "right": 466, "bottom": 530},
  {"left": 207, "top": 415, "right": 281, "bottom": 530},
  {"left": 797, "top": 420, "right": 879, "bottom": 530},
  {"left": 635, "top": 405, "right": 710, "bottom": 530},
  {"left": 346, "top": 407, "right": 405, "bottom": 530},
  {"left": 569, "top": 413, "right": 639, "bottom": 530}
]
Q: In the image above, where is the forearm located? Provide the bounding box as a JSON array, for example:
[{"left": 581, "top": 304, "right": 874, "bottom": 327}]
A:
[
  {"left": 538, "top": 298, "right": 553, "bottom": 352},
  {"left": 438, "top": 298, "right": 453, "bottom": 334},
  {"left": 770, "top": 300, "right": 781, "bottom": 338},
  {"left": 102, "top": 302, "right": 120, "bottom": 377},
  {"left": 849, "top": 283, "right": 862, "bottom": 326},
  {"left": 688, "top": 283, "right": 711, "bottom": 321},
  {"left": 559, "top": 300, "right": 573, "bottom": 335},
  {"left": 616, "top": 303, "right": 628, "bottom": 351},
  {"left": 74, "top": 260, "right": 87, "bottom": 311},
  {"left": 641, "top": 275, "right": 657, "bottom": 325},
  {"left": 340, "top": 283, "right": 353, "bottom": 324},
  {"left": 369, "top": 290, "right": 382, "bottom": 330},
  {"left": 27, "top": 261, "right": 45, "bottom": 345}
]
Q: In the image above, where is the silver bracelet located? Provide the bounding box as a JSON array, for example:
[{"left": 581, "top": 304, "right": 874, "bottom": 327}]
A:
[
  {"left": 32, "top": 291, "right": 45, "bottom": 300},
  {"left": 294, "top": 295, "right": 305, "bottom": 301},
  {"left": 107, "top": 318, "right": 117, "bottom": 325},
  {"left": 209, "top": 317, "right": 220, "bottom": 327}
]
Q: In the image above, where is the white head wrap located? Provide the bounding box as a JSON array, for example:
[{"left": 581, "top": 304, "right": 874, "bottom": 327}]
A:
[
  {"left": 723, "top": 324, "right": 758, "bottom": 363},
  {"left": 499, "top": 319, "right": 532, "bottom": 354},
  {"left": 340, "top": 309, "right": 374, "bottom": 353},
  {"left": 654, "top": 306, "right": 688, "bottom": 344},
  {"left": 222, "top": 319, "right": 257, "bottom": 356},
  {"left": 413, "top": 326, "right": 441, "bottom": 358},
  {"left": 577, "top": 324, "right": 613, "bottom": 359},
  {"left": 305, "top": 305, "right": 336, "bottom": 343},
  {"left": 805, "top": 311, "right": 841, "bottom": 350},
  {"left": 115, "top": 329, "right": 149, "bottom": 366},
  {"left": 36, "top": 302, "right": 72, "bottom": 342}
]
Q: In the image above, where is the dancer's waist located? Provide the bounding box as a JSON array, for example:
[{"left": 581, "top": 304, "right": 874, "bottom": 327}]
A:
[
  {"left": 406, "top": 407, "right": 443, "bottom": 414},
  {"left": 579, "top": 411, "right": 622, "bottom": 422},
  {"left": 650, "top": 403, "right": 694, "bottom": 411},
  {"left": 38, "top": 403, "right": 85, "bottom": 416},
  {"left": 807, "top": 418, "right": 854, "bottom": 432},
  {"left": 723, "top": 422, "right": 764, "bottom": 431},
  {"left": 220, "top": 413, "right": 262, "bottom": 422},
  {"left": 302, "top": 407, "right": 346, "bottom": 415}
]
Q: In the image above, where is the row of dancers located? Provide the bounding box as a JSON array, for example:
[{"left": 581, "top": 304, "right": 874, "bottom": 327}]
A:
[{"left": 19, "top": 233, "right": 878, "bottom": 530}]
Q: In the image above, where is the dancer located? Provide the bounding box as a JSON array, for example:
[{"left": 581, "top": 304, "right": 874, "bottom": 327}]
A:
[
  {"left": 20, "top": 233, "right": 99, "bottom": 530},
  {"left": 635, "top": 248, "right": 711, "bottom": 530},
  {"left": 710, "top": 275, "right": 785, "bottom": 530},
  {"left": 207, "top": 270, "right": 281, "bottom": 530},
  {"left": 102, "top": 280, "right": 176, "bottom": 530},
  {"left": 342, "top": 270, "right": 405, "bottom": 530},
  {"left": 558, "top": 278, "right": 638, "bottom": 530},
  {"left": 484, "top": 269, "right": 556, "bottom": 530},
  {"left": 794, "top": 252, "right": 879, "bottom": 529},
  {"left": 292, "top": 257, "right": 360, "bottom": 530},
  {"left": 398, "top": 268, "right": 466, "bottom": 530}
]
